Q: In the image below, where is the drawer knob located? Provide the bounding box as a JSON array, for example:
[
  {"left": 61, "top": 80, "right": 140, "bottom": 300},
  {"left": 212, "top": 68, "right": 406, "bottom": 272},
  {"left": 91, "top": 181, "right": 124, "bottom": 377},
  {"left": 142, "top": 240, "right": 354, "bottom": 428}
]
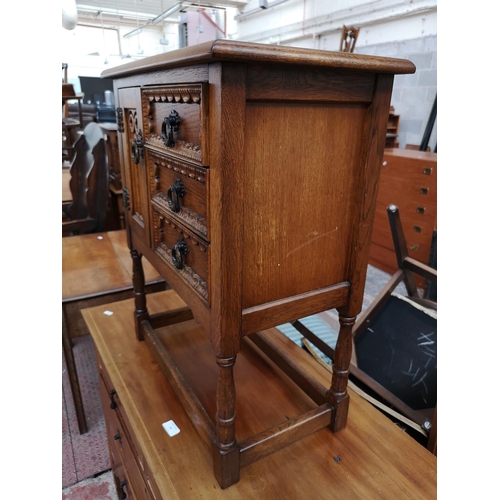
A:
[
  {"left": 167, "top": 178, "right": 186, "bottom": 213},
  {"left": 114, "top": 431, "right": 122, "bottom": 444},
  {"left": 131, "top": 130, "right": 144, "bottom": 164},
  {"left": 119, "top": 480, "right": 128, "bottom": 499},
  {"left": 171, "top": 238, "right": 189, "bottom": 270},
  {"left": 109, "top": 389, "right": 118, "bottom": 410},
  {"left": 162, "top": 110, "right": 181, "bottom": 147}
]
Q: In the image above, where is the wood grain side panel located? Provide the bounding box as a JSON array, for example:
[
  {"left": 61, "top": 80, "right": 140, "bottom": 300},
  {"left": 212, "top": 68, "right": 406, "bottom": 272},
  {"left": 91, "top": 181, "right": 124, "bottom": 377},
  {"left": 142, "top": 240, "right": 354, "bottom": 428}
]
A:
[{"left": 242, "top": 102, "right": 367, "bottom": 309}]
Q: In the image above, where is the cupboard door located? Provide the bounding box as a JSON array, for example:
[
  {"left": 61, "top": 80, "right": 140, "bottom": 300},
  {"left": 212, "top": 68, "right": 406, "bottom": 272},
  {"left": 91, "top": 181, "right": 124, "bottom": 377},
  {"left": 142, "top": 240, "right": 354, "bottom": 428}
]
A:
[{"left": 117, "top": 87, "right": 151, "bottom": 247}]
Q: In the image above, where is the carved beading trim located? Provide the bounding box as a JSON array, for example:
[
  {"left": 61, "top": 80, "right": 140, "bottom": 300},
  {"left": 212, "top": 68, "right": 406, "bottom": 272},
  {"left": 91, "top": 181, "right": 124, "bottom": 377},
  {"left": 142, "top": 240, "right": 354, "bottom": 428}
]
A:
[
  {"left": 142, "top": 86, "right": 202, "bottom": 105},
  {"left": 127, "top": 109, "right": 139, "bottom": 135},
  {"left": 116, "top": 108, "right": 124, "bottom": 132},
  {"left": 146, "top": 137, "right": 202, "bottom": 163},
  {"left": 153, "top": 153, "right": 206, "bottom": 183},
  {"left": 152, "top": 195, "right": 207, "bottom": 237}
]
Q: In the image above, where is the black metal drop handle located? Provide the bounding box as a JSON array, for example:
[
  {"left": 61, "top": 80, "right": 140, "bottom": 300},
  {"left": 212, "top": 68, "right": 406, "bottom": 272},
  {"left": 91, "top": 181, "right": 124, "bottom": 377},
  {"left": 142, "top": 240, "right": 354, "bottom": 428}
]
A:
[
  {"left": 161, "top": 110, "right": 181, "bottom": 147},
  {"left": 171, "top": 238, "right": 189, "bottom": 270},
  {"left": 131, "top": 130, "right": 144, "bottom": 164},
  {"left": 109, "top": 389, "right": 118, "bottom": 410},
  {"left": 119, "top": 480, "right": 127, "bottom": 499},
  {"left": 167, "top": 178, "right": 186, "bottom": 212}
]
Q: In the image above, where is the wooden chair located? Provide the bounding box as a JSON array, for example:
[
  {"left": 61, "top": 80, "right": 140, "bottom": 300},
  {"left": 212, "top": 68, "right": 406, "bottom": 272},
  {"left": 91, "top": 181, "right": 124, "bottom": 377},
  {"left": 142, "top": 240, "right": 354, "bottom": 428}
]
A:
[
  {"left": 62, "top": 122, "right": 109, "bottom": 235},
  {"left": 290, "top": 205, "right": 437, "bottom": 454}
]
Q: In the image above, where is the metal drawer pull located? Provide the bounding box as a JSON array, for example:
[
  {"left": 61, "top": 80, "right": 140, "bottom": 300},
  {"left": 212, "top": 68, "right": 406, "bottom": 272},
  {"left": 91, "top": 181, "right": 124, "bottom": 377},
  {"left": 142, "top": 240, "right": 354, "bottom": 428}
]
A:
[
  {"left": 416, "top": 206, "right": 425, "bottom": 214},
  {"left": 119, "top": 480, "right": 127, "bottom": 499},
  {"left": 131, "top": 130, "right": 144, "bottom": 164},
  {"left": 419, "top": 187, "right": 429, "bottom": 195},
  {"left": 167, "top": 179, "right": 186, "bottom": 212},
  {"left": 109, "top": 389, "right": 118, "bottom": 410},
  {"left": 162, "top": 110, "right": 181, "bottom": 147},
  {"left": 171, "top": 238, "right": 189, "bottom": 270}
]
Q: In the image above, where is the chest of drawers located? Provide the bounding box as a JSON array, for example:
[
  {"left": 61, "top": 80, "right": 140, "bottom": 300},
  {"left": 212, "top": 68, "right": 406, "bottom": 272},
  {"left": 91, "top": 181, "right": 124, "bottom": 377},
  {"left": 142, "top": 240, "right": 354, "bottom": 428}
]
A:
[{"left": 102, "top": 40, "right": 414, "bottom": 488}]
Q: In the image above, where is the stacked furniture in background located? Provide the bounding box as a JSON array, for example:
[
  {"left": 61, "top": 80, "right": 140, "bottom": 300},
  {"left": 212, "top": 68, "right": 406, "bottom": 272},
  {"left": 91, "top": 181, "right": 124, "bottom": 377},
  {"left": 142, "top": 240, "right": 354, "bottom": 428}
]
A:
[{"left": 369, "top": 147, "right": 437, "bottom": 287}]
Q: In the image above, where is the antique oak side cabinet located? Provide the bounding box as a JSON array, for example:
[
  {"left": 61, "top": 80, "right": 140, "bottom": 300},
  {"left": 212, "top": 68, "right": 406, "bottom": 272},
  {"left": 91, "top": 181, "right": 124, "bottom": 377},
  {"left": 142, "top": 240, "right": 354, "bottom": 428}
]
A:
[{"left": 101, "top": 40, "right": 415, "bottom": 489}]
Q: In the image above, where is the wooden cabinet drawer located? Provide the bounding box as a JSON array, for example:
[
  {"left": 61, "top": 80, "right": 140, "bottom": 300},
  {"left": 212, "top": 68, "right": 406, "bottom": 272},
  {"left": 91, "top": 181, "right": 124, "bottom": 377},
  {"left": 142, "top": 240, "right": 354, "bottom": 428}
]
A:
[
  {"left": 110, "top": 409, "right": 152, "bottom": 499},
  {"left": 142, "top": 84, "right": 208, "bottom": 165},
  {"left": 98, "top": 359, "right": 155, "bottom": 500},
  {"left": 147, "top": 150, "right": 209, "bottom": 240},
  {"left": 152, "top": 208, "right": 209, "bottom": 302}
]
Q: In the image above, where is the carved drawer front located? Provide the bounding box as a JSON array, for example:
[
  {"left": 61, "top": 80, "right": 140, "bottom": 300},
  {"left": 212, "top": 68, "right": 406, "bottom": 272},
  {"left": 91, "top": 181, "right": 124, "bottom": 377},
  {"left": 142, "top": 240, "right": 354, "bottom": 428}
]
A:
[
  {"left": 148, "top": 150, "right": 208, "bottom": 240},
  {"left": 142, "top": 84, "right": 208, "bottom": 165},
  {"left": 152, "top": 208, "right": 209, "bottom": 302}
]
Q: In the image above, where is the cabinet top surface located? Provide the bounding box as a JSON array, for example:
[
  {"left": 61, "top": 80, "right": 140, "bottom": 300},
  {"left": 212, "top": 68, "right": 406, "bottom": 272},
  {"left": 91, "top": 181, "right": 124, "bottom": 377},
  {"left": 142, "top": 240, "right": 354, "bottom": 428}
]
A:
[{"left": 101, "top": 39, "right": 415, "bottom": 80}]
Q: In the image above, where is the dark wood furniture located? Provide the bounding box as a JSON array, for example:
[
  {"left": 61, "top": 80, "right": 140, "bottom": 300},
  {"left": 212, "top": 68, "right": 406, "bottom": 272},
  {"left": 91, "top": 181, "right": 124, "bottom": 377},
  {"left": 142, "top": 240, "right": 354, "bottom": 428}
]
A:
[
  {"left": 102, "top": 40, "right": 415, "bottom": 488},
  {"left": 62, "top": 122, "right": 109, "bottom": 236},
  {"left": 62, "top": 229, "right": 166, "bottom": 434},
  {"left": 100, "top": 122, "right": 126, "bottom": 230},
  {"left": 82, "top": 290, "right": 437, "bottom": 499},
  {"left": 99, "top": 122, "right": 121, "bottom": 190},
  {"left": 369, "top": 148, "right": 437, "bottom": 286}
]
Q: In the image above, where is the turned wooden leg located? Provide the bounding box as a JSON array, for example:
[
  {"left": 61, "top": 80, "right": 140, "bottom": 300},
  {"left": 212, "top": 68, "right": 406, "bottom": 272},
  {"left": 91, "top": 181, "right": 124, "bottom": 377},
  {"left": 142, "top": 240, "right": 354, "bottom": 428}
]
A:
[
  {"left": 131, "top": 249, "right": 149, "bottom": 341},
  {"left": 327, "top": 314, "right": 355, "bottom": 432},
  {"left": 213, "top": 355, "right": 240, "bottom": 489}
]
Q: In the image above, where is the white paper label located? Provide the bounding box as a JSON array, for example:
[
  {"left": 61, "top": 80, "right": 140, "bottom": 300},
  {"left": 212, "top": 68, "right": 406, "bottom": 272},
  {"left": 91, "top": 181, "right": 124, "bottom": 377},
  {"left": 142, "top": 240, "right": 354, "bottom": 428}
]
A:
[{"left": 162, "top": 420, "right": 180, "bottom": 437}]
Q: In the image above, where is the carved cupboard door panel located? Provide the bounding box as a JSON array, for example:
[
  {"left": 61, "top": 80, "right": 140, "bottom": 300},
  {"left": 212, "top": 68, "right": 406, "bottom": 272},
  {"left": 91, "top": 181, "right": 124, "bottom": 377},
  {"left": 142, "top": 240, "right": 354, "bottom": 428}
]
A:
[{"left": 117, "top": 87, "right": 151, "bottom": 247}]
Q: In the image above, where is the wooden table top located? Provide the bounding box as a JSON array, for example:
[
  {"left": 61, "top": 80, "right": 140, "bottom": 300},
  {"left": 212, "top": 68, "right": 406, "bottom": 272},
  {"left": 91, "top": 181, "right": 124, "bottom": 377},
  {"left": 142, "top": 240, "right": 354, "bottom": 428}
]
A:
[
  {"left": 83, "top": 289, "right": 437, "bottom": 499},
  {"left": 62, "top": 229, "right": 163, "bottom": 302}
]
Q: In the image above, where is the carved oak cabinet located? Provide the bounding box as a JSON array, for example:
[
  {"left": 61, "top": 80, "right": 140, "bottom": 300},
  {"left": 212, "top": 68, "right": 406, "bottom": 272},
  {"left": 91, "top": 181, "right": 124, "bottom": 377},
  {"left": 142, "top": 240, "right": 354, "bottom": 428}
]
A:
[{"left": 102, "top": 40, "right": 414, "bottom": 489}]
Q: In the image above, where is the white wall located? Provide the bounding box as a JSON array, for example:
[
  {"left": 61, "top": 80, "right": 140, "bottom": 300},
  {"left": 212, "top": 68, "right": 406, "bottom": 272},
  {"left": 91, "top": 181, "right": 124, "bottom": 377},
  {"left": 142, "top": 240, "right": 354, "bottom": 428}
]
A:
[
  {"left": 62, "top": 8, "right": 238, "bottom": 87},
  {"left": 234, "top": 0, "right": 438, "bottom": 149},
  {"left": 62, "top": 0, "right": 437, "bottom": 149}
]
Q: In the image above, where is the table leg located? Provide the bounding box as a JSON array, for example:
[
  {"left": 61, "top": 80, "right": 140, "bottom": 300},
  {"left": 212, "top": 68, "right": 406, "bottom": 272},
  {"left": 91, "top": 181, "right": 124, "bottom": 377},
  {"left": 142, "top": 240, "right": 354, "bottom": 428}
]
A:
[
  {"left": 327, "top": 314, "right": 355, "bottom": 432},
  {"left": 62, "top": 306, "right": 88, "bottom": 434},
  {"left": 213, "top": 354, "right": 240, "bottom": 488}
]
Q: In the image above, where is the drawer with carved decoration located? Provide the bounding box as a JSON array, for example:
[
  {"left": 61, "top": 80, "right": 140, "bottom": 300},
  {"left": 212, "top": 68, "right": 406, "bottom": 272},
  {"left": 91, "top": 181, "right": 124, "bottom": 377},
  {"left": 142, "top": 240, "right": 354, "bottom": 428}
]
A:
[
  {"left": 152, "top": 207, "right": 209, "bottom": 303},
  {"left": 147, "top": 149, "right": 209, "bottom": 241},
  {"left": 141, "top": 84, "right": 209, "bottom": 165}
]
